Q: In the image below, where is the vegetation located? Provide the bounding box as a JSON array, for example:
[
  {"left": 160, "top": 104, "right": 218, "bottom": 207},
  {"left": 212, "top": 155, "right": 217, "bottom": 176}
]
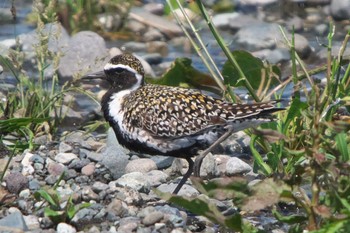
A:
[
  {"left": 161, "top": 1, "right": 350, "bottom": 232},
  {"left": 1, "top": 0, "right": 350, "bottom": 232},
  {"left": 34, "top": 172, "right": 91, "bottom": 224}
]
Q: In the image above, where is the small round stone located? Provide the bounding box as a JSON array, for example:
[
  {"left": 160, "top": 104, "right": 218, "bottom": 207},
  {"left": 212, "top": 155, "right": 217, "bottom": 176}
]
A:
[
  {"left": 81, "top": 163, "right": 95, "bottom": 176},
  {"left": 125, "top": 158, "right": 157, "bottom": 174},
  {"left": 142, "top": 211, "right": 164, "bottom": 226},
  {"left": 56, "top": 222, "right": 76, "bottom": 233},
  {"left": 225, "top": 157, "right": 252, "bottom": 175},
  {"left": 55, "top": 152, "right": 78, "bottom": 164}
]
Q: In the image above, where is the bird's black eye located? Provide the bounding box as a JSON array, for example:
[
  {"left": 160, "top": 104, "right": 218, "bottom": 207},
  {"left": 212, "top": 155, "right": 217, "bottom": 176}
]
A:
[{"left": 113, "top": 67, "right": 125, "bottom": 74}]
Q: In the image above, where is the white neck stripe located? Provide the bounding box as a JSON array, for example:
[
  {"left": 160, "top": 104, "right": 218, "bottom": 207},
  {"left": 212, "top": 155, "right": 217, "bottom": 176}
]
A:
[{"left": 104, "top": 63, "right": 139, "bottom": 75}]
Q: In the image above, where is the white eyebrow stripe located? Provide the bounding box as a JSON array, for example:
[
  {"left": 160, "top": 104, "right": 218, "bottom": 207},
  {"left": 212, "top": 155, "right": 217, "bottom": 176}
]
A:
[{"left": 104, "top": 63, "right": 139, "bottom": 75}]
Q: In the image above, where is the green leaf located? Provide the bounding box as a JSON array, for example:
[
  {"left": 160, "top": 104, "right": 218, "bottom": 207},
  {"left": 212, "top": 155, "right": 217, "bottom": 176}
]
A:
[
  {"left": 0, "top": 117, "right": 48, "bottom": 133},
  {"left": 250, "top": 135, "right": 272, "bottom": 175},
  {"left": 147, "top": 57, "right": 220, "bottom": 94},
  {"left": 34, "top": 190, "right": 59, "bottom": 208},
  {"left": 335, "top": 132, "right": 349, "bottom": 161},
  {"left": 221, "top": 50, "right": 280, "bottom": 89},
  {"left": 284, "top": 97, "right": 308, "bottom": 126},
  {"left": 272, "top": 209, "right": 307, "bottom": 224}
]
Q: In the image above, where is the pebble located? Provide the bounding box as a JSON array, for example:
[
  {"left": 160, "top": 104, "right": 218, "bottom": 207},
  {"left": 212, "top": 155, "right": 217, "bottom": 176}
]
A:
[
  {"left": 47, "top": 162, "right": 66, "bottom": 176},
  {"left": 145, "top": 170, "right": 168, "bottom": 187},
  {"left": 101, "top": 145, "right": 129, "bottom": 179},
  {"left": 57, "top": 222, "right": 76, "bottom": 233},
  {"left": 81, "top": 163, "right": 96, "bottom": 176},
  {"left": 142, "top": 211, "right": 164, "bottom": 226},
  {"left": 23, "top": 215, "right": 40, "bottom": 230},
  {"left": 0, "top": 211, "right": 28, "bottom": 231},
  {"left": 55, "top": 152, "right": 78, "bottom": 164},
  {"left": 4, "top": 172, "right": 29, "bottom": 194},
  {"left": 125, "top": 158, "right": 157, "bottom": 174},
  {"left": 116, "top": 172, "right": 151, "bottom": 193},
  {"left": 92, "top": 181, "right": 109, "bottom": 193},
  {"left": 225, "top": 157, "right": 252, "bottom": 175}
]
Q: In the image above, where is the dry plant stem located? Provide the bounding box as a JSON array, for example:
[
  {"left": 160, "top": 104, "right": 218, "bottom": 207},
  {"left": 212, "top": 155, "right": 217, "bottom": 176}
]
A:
[
  {"left": 166, "top": 0, "right": 226, "bottom": 93},
  {"left": 194, "top": 0, "right": 260, "bottom": 102},
  {"left": 194, "top": 127, "right": 234, "bottom": 177}
]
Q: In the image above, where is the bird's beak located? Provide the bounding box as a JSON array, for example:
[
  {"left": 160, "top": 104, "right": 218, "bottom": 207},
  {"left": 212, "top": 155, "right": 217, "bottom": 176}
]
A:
[{"left": 81, "top": 70, "right": 106, "bottom": 80}]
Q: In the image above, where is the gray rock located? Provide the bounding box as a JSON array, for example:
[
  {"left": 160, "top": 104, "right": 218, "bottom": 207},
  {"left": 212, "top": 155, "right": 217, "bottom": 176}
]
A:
[
  {"left": 142, "top": 211, "right": 164, "bottom": 226},
  {"left": 116, "top": 172, "right": 151, "bottom": 193},
  {"left": 23, "top": 215, "right": 40, "bottom": 231},
  {"left": 47, "top": 162, "right": 66, "bottom": 176},
  {"left": 228, "top": 14, "right": 262, "bottom": 31},
  {"left": 155, "top": 205, "right": 185, "bottom": 228},
  {"left": 125, "top": 19, "right": 147, "bottom": 36},
  {"left": 4, "top": 172, "right": 29, "bottom": 194},
  {"left": 45, "top": 175, "right": 59, "bottom": 185},
  {"left": 125, "top": 158, "right": 157, "bottom": 174},
  {"left": 150, "top": 156, "right": 174, "bottom": 169},
  {"left": 199, "top": 153, "right": 219, "bottom": 178},
  {"left": 69, "top": 158, "right": 91, "bottom": 170},
  {"left": 57, "top": 222, "right": 76, "bottom": 233},
  {"left": 235, "top": 23, "right": 281, "bottom": 50},
  {"left": 157, "top": 183, "right": 199, "bottom": 196},
  {"left": 252, "top": 48, "right": 290, "bottom": 64},
  {"left": 101, "top": 145, "right": 129, "bottom": 179},
  {"left": 84, "top": 150, "right": 103, "bottom": 162},
  {"left": 144, "top": 3, "right": 164, "bottom": 15},
  {"left": 19, "top": 189, "right": 30, "bottom": 198},
  {"left": 106, "top": 199, "right": 129, "bottom": 218},
  {"left": 285, "top": 16, "right": 304, "bottom": 32},
  {"left": 225, "top": 157, "right": 252, "bottom": 175},
  {"left": 58, "top": 31, "right": 109, "bottom": 80},
  {"left": 145, "top": 170, "right": 168, "bottom": 187},
  {"left": 82, "top": 186, "right": 99, "bottom": 201},
  {"left": 0, "top": 211, "right": 28, "bottom": 231},
  {"left": 29, "top": 178, "right": 41, "bottom": 190},
  {"left": 123, "top": 41, "right": 148, "bottom": 52},
  {"left": 55, "top": 152, "right": 78, "bottom": 164},
  {"left": 118, "top": 216, "right": 140, "bottom": 232},
  {"left": 92, "top": 181, "right": 109, "bottom": 193},
  {"left": 129, "top": 7, "right": 182, "bottom": 38},
  {"left": 315, "top": 24, "right": 328, "bottom": 36},
  {"left": 142, "top": 53, "right": 163, "bottom": 65},
  {"left": 215, "top": 154, "right": 231, "bottom": 176},
  {"left": 81, "top": 163, "right": 95, "bottom": 176},
  {"left": 59, "top": 141, "right": 73, "bottom": 153},
  {"left": 143, "top": 28, "right": 165, "bottom": 41},
  {"left": 212, "top": 12, "right": 240, "bottom": 29},
  {"left": 330, "top": 0, "right": 350, "bottom": 20}
]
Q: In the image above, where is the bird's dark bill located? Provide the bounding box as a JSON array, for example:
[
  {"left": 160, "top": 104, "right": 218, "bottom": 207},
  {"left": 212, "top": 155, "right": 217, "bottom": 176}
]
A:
[{"left": 81, "top": 70, "right": 106, "bottom": 80}]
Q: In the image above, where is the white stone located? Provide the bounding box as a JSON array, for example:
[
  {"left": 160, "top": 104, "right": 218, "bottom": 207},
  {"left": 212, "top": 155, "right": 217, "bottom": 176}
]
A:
[
  {"left": 54, "top": 152, "right": 78, "bottom": 164},
  {"left": 57, "top": 222, "right": 77, "bottom": 233},
  {"left": 225, "top": 157, "right": 252, "bottom": 175}
]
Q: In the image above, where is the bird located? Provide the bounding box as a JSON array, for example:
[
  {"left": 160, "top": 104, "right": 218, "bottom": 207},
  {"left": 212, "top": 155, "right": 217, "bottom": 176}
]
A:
[{"left": 83, "top": 53, "right": 283, "bottom": 194}]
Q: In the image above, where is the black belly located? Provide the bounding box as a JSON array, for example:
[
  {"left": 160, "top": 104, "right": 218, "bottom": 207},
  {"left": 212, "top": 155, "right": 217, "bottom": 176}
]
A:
[{"left": 110, "top": 124, "right": 209, "bottom": 158}]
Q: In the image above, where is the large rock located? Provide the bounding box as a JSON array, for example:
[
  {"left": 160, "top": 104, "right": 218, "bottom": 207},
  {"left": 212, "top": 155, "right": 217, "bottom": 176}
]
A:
[
  {"left": 330, "top": 0, "right": 350, "bottom": 20},
  {"left": 58, "top": 31, "right": 109, "bottom": 80}
]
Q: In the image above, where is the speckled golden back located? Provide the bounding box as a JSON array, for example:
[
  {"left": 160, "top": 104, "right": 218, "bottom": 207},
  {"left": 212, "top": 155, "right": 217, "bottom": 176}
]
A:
[{"left": 121, "top": 83, "right": 277, "bottom": 138}]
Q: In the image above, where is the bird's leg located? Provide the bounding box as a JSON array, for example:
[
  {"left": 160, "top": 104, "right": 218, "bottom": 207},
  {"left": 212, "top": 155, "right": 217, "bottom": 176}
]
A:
[
  {"left": 194, "top": 127, "right": 234, "bottom": 177},
  {"left": 172, "top": 157, "right": 194, "bottom": 194}
]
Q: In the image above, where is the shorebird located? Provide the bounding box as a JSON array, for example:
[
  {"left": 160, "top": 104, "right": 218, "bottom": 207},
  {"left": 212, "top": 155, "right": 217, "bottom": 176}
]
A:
[{"left": 83, "top": 53, "right": 283, "bottom": 194}]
